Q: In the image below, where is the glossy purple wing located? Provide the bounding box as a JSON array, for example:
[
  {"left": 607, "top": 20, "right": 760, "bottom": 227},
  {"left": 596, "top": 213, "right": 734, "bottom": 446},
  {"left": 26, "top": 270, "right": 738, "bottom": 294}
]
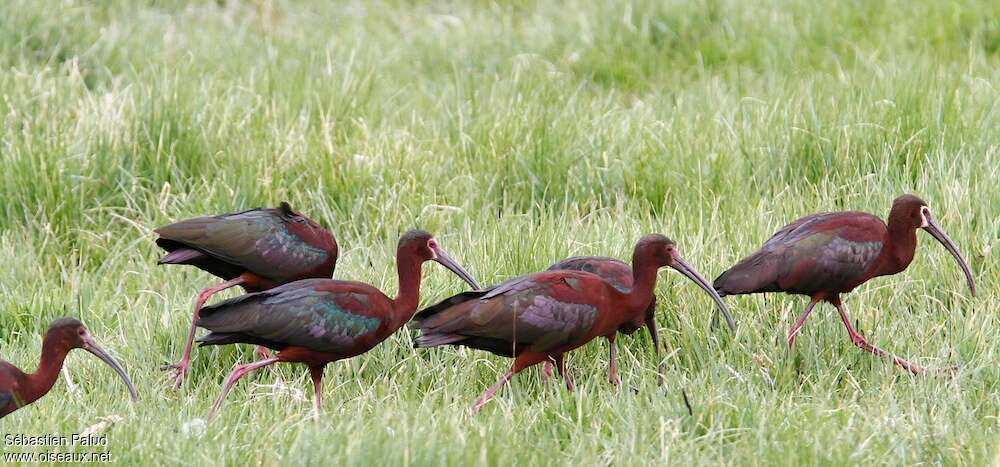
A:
[
  {"left": 0, "top": 362, "right": 21, "bottom": 417},
  {"left": 413, "top": 273, "right": 599, "bottom": 356},
  {"left": 714, "top": 211, "right": 885, "bottom": 296},
  {"left": 547, "top": 256, "right": 657, "bottom": 335},
  {"left": 547, "top": 256, "right": 632, "bottom": 291},
  {"left": 156, "top": 203, "right": 336, "bottom": 284}
]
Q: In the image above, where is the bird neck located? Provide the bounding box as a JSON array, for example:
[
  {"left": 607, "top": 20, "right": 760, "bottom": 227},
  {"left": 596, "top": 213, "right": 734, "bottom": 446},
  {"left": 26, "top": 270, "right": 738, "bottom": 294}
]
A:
[
  {"left": 879, "top": 212, "right": 918, "bottom": 276},
  {"left": 25, "top": 335, "right": 71, "bottom": 405},
  {"left": 626, "top": 255, "right": 659, "bottom": 315},
  {"left": 392, "top": 253, "right": 423, "bottom": 319}
]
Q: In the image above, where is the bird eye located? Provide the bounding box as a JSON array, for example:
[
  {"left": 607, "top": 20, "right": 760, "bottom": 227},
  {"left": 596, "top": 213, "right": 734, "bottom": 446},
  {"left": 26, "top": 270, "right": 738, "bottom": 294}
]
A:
[
  {"left": 78, "top": 328, "right": 86, "bottom": 336},
  {"left": 428, "top": 239, "right": 438, "bottom": 249}
]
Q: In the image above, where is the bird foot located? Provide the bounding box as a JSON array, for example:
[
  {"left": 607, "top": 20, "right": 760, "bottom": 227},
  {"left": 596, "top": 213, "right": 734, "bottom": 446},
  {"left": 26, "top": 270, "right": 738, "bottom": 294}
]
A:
[
  {"left": 470, "top": 399, "right": 488, "bottom": 414},
  {"left": 846, "top": 333, "right": 936, "bottom": 376},
  {"left": 929, "top": 364, "right": 959, "bottom": 377},
  {"left": 160, "top": 360, "right": 189, "bottom": 390},
  {"left": 895, "top": 360, "right": 927, "bottom": 376},
  {"left": 655, "top": 362, "right": 666, "bottom": 387}
]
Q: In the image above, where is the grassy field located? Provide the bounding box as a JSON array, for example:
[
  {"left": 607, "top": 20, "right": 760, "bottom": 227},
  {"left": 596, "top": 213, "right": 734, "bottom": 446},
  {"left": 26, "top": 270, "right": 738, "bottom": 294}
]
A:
[{"left": 0, "top": 0, "right": 997, "bottom": 464}]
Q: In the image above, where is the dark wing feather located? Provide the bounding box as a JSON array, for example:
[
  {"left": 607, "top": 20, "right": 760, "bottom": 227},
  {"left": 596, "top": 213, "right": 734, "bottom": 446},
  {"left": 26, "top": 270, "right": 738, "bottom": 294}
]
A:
[
  {"left": 158, "top": 248, "right": 206, "bottom": 265},
  {"left": 156, "top": 205, "right": 333, "bottom": 283},
  {"left": 413, "top": 274, "right": 599, "bottom": 355},
  {"left": 547, "top": 256, "right": 632, "bottom": 291},
  {"left": 155, "top": 240, "right": 245, "bottom": 280},
  {"left": 413, "top": 290, "right": 490, "bottom": 321},
  {"left": 547, "top": 256, "right": 654, "bottom": 334},
  {"left": 196, "top": 279, "right": 388, "bottom": 354},
  {"left": 759, "top": 213, "right": 834, "bottom": 249},
  {"left": 714, "top": 212, "right": 885, "bottom": 296},
  {"left": 0, "top": 361, "right": 21, "bottom": 416},
  {"left": 413, "top": 274, "right": 541, "bottom": 321}
]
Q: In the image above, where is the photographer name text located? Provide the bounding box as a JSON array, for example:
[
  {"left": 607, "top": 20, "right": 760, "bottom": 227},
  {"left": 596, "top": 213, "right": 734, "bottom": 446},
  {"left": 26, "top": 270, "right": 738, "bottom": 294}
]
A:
[{"left": 3, "top": 433, "right": 108, "bottom": 447}]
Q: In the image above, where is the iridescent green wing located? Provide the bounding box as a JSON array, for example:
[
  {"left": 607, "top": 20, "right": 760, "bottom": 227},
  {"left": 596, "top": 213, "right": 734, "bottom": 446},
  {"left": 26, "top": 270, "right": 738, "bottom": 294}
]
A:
[
  {"left": 156, "top": 204, "right": 331, "bottom": 281},
  {"left": 198, "top": 279, "right": 386, "bottom": 354}
]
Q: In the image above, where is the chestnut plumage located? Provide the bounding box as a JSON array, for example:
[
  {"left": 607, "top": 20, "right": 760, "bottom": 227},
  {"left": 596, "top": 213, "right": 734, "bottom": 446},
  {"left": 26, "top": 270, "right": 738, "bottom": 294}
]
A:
[
  {"left": 546, "top": 255, "right": 735, "bottom": 384},
  {"left": 155, "top": 202, "right": 339, "bottom": 389},
  {"left": 0, "top": 318, "right": 138, "bottom": 419},
  {"left": 714, "top": 194, "right": 976, "bottom": 374},
  {"left": 413, "top": 234, "right": 728, "bottom": 412},
  {"left": 194, "top": 230, "right": 479, "bottom": 418}
]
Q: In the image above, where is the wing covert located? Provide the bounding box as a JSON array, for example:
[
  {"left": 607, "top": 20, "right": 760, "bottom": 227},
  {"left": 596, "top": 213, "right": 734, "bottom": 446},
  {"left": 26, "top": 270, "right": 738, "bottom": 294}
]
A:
[
  {"left": 158, "top": 207, "right": 332, "bottom": 281},
  {"left": 198, "top": 281, "right": 386, "bottom": 353},
  {"left": 414, "top": 273, "right": 599, "bottom": 353}
]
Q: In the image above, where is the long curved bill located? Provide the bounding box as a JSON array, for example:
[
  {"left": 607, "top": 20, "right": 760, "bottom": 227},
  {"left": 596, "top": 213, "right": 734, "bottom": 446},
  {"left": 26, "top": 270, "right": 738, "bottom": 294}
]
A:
[
  {"left": 670, "top": 255, "right": 737, "bottom": 332},
  {"left": 431, "top": 246, "right": 482, "bottom": 290},
  {"left": 83, "top": 338, "right": 139, "bottom": 402},
  {"left": 922, "top": 216, "right": 976, "bottom": 296}
]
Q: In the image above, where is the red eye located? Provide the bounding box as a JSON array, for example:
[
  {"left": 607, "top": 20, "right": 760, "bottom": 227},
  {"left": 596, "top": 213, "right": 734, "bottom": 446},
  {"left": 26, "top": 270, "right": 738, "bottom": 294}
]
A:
[{"left": 78, "top": 328, "right": 86, "bottom": 336}]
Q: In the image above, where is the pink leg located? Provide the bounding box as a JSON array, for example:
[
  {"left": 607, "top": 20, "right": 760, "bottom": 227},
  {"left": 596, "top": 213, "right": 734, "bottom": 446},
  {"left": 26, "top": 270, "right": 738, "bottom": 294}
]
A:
[
  {"left": 787, "top": 296, "right": 821, "bottom": 348},
  {"left": 207, "top": 356, "right": 280, "bottom": 419},
  {"left": 309, "top": 366, "right": 325, "bottom": 417},
  {"left": 554, "top": 354, "right": 573, "bottom": 391},
  {"left": 832, "top": 298, "right": 926, "bottom": 375},
  {"left": 472, "top": 354, "right": 543, "bottom": 413},
  {"left": 255, "top": 346, "right": 278, "bottom": 375},
  {"left": 541, "top": 361, "right": 554, "bottom": 384},
  {"left": 162, "top": 277, "right": 245, "bottom": 390},
  {"left": 608, "top": 335, "right": 621, "bottom": 387},
  {"left": 472, "top": 370, "right": 514, "bottom": 413}
]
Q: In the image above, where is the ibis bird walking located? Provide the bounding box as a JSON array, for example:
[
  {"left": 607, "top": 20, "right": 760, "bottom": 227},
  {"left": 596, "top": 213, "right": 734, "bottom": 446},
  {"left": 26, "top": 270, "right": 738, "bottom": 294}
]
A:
[
  {"left": 1, "top": 318, "right": 138, "bottom": 419},
  {"left": 194, "top": 230, "right": 479, "bottom": 418},
  {"left": 713, "top": 194, "right": 976, "bottom": 374},
  {"left": 156, "top": 202, "right": 338, "bottom": 389},
  {"left": 413, "top": 234, "right": 729, "bottom": 412},
  {"left": 547, "top": 256, "right": 736, "bottom": 384}
]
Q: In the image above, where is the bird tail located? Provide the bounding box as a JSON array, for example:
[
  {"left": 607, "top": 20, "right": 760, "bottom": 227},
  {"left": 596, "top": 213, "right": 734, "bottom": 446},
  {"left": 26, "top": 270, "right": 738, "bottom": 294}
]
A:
[
  {"left": 196, "top": 331, "right": 281, "bottom": 350},
  {"left": 712, "top": 250, "right": 781, "bottom": 297},
  {"left": 413, "top": 289, "right": 489, "bottom": 321},
  {"left": 412, "top": 333, "right": 465, "bottom": 349},
  {"left": 196, "top": 332, "right": 244, "bottom": 347},
  {"left": 157, "top": 247, "right": 205, "bottom": 265}
]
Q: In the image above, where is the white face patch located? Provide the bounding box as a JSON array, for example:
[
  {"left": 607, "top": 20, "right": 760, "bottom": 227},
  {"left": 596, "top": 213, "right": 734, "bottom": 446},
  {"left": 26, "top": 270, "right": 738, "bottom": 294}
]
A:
[{"left": 919, "top": 206, "right": 931, "bottom": 228}]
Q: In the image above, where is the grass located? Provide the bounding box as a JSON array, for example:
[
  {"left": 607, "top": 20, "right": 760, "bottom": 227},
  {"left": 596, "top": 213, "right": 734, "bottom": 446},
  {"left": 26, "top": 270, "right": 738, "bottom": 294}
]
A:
[{"left": 0, "top": 0, "right": 997, "bottom": 464}]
